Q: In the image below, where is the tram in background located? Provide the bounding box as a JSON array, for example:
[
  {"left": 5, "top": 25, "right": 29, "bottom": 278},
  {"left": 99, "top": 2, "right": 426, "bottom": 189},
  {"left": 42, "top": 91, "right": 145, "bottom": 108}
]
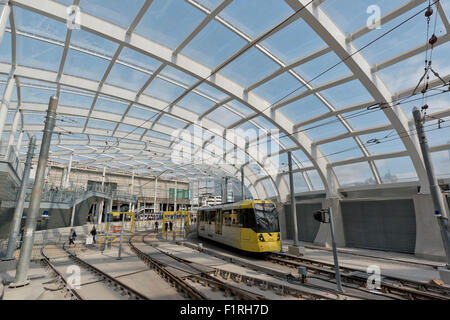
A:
[{"left": 197, "top": 200, "right": 281, "bottom": 253}]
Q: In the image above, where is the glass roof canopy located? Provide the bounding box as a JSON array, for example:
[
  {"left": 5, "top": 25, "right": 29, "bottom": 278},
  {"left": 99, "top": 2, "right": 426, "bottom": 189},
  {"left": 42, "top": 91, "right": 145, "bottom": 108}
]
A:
[{"left": 0, "top": 0, "right": 449, "bottom": 199}]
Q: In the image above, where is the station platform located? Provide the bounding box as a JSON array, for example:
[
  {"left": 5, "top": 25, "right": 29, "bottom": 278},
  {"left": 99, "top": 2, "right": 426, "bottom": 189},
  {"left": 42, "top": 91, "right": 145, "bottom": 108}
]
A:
[{"left": 282, "top": 240, "right": 445, "bottom": 283}]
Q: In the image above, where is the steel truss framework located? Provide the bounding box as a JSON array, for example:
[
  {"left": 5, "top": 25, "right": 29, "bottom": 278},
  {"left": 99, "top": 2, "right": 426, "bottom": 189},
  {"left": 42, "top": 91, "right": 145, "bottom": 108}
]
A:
[{"left": 0, "top": 0, "right": 449, "bottom": 201}]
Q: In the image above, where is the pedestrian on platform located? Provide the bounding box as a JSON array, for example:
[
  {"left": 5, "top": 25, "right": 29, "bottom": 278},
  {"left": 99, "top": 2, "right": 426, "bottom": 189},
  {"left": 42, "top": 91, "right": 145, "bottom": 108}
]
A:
[
  {"left": 155, "top": 221, "right": 159, "bottom": 233},
  {"left": 164, "top": 222, "right": 168, "bottom": 232},
  {"left": 169, "top": 221, "right": 173, "bottom": 231},
  {"left": 69, "top": 228, "right": 77, "bottom": 246},
  {"left": 90, "top": 226, "right": 97, "bottom": 244}
]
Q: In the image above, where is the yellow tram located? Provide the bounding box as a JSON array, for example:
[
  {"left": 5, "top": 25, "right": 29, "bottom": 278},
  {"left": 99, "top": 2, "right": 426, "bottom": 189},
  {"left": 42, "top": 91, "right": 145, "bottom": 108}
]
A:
[{"left": 197, "top": 200, "right": 281, "bottom": 253}]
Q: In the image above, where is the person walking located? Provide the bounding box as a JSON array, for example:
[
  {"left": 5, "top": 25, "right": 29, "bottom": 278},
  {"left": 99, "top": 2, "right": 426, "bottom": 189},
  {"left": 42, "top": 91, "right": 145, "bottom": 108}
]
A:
[
  {"left": 169, "top": 221, "right": 173, "bottom": 232},
  {"left": 90, "top": 226, "right": 97, "bottom": 244},
  {"left": 69, "top": 228, "right": 77, "bottom": 246},
  {"left": 18, "top": 226, "right": 25, "bottom": 249},
  {"left": 164, "top": 222, "right": 168, "bottom": 232},
  {"left": 155, "top": 221, "right": 159, "bottom": 233}
]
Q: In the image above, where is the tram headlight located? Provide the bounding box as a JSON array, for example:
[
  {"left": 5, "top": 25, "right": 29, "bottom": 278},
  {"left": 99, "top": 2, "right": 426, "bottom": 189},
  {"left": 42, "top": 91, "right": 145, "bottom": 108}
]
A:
[{"left": 258, "top": 234, "right": 265, "bottom": 242}]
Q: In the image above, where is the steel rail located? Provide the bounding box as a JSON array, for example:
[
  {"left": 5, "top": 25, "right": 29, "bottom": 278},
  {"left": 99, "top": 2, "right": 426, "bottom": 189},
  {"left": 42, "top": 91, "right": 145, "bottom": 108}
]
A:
[
  {"left": 62, "top": 243, "right": 148, "bottom": 300},
  {"left": 40, "top": 247, "right": 83, "bottom": 300},
  {"left": 267, "top": 253, "right": 450, "bottom": 300},
  {"left": 129, "top": 234, "right": 208, "bottom": 300}
]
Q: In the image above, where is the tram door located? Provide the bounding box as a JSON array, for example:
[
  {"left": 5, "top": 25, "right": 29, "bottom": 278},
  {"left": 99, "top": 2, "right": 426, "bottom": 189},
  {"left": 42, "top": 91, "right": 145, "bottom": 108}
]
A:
[{"left": 215, "top": 209, "right": 222, "bottom": 235}]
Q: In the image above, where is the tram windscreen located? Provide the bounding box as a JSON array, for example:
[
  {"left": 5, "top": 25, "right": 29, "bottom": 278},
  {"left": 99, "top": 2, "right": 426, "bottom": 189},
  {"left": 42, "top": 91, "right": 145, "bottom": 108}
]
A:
[{"left": 253, "top": 203, "right": 280, "bottom": 233}]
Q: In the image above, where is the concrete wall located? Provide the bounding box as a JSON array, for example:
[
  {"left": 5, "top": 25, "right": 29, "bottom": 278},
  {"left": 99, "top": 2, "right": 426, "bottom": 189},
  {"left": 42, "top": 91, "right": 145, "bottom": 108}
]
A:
[
  {"left": 413, "top": 194, "right": 446, "bottom": 261},
  {"left": 0, "top": 197, "right": 96, "bottom": 239}
]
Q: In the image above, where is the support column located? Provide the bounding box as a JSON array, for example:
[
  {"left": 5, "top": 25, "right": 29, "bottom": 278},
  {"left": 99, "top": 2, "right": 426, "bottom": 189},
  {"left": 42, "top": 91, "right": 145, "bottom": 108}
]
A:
[
  {"left": 0, "top": 75, "right": 15, "bottom": 141},
  {"left": 4, "top": 136, "right": 36, "bottom": 260},
  {"left": 154, "top": 178, "right": 158, "bottom": 213},
  {"left": 0, "top": 0, "right": 10, "bottom": 49},
  {"left": 174, "top": 180, "right": 177, "bottom": 212},
  {"left": 288, "top": 151, "right": 299, "bottom": 246},
  {"left": 241, "top": 166, "right": 245, "bottom": 201},
  {"left": 413, "top": 107, "right": 450, "bottom": 272},
  {"left": 4, "top": 109, "right": 20, "bottom": 160},
  {"left": 101, "top": 165, "right": 106, "bottom": 191},
  {"left": 70, "top": 203, "right": 76, "bottom": 227},
  {"left": 314, "top": 167, "right": 346, "bottom": 247},
  {"left": 16, "top": 130, "right": 24, "bottom": 154},
  {"left": 13, "top": 96, "right": 58, "bottom": 286},
  {"left": 64, "top": 153, "right": 73, "bottom": 189}
]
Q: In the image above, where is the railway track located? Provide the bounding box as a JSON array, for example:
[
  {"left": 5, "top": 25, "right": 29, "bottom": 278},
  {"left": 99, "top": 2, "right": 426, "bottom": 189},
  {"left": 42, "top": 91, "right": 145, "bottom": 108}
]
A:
[
  {"left": 134, "top": 233, "right": 345, "bottom": 300},
  {"left": 130, "top": 233, "right": 268, "bottom": 300},
  {"left": 266, "top": 252, "right": 450, "bottom": 300},
  {"left": 40, "top": 243, "right": 148, "bottom": 300}
]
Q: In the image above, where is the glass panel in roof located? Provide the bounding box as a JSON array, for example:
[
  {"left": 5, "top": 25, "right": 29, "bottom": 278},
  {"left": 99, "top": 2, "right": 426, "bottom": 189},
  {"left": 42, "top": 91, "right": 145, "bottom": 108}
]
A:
[
  {"left": 160, "top": 65, "right": 197, "bottom": 87},
  {"left": 359, "top": 130, "right": 406, "bottom": 155},
  {"left": 319, "top": 80, "right": 373, "bottom": 109},
  {"left": 333, "top": 162, "right": 376, "bottom": 187},
  {"left": 262, "top": 18, "right": 326, "bottom": 64},
  {"left": 5, "top": 111, "right": 14, "bottom": 124},
  {"left": 206, "top": 106, "right": 241, "bottom": 127},
  {"left": 306, "top": 170, "right": 324, "bottom": 190},
  {"left": 126, "top": 106, "right": 157, "bottom": 119},
  {"left": 63, "top": 49, "right": 109, "bottom": 81},
  {"left": 105, "top": 63, "right": 149, "bottom": 91},
  {"left": 94, "top": 98, "right": 128, "bottom": 115},
  {"left": 21, "top": 86, "right": 56, "bottom": 103},
  {"left": 181, "top": 19, "right": 247, "bottom": 69},
  {"left": 353, "top": 5, "right": 445, "bottom": 65},
  {"left": 0, "top": 31, "right": 11, "bottom": 63},
  {"left": 282, "top": 173, "right": 309, "bottom": 193},
  {"left": 293, "top": 51, "right": 352, "bottom": 87},
  {"left": 431, "top": 150, "right": 450, "bottom": 179},
  {"left": 301, "top": 117, "right": 348, "bottom": 141},
  {"left": 195, "top": 83, "right": 228, "bottom": 101},
  {"left": 252, "top": 116, "right": 279, "bottom": 132},
  {"left": 118, "top": 47, "right": 161, "bottom": 72},
  {"left": 252, "top": 71, "right": 305, "bottom": 104},
  {"left": 279, "top": 94, "right": 330, "bottom": 124},
  {"left": 158, "top": 114, "right": 187, "bottom": 129},
  {"left": 220, "top": 47, "right": 280, "bottom": 88},
  {"left": 320, "top": 138, "right": 364, "bottom": 163},
  {"left": 399, "top": 90, "right": 450, "bottom": 116},
  {"left": 79, "top": 0, "right": 145, "bottom": 29},
  {"left": 319, "top": 0, "right": 407, "bottom": 35},
  {"left": 135, "top": 0, "right": 205, "bottom": 50},
  {"left": 23, "top": 113, "right": 46, "bottom": 125},
  {"left": 17, "top": 36, "right": 63, "bottom": 72},
  {"left": 144, "top": 77, "right": 185, "bottom": 103},
  {"left": 377, "top": 40, "right": 450, "bottom": 94},
  {"left": 341, "top": 107, "right": 389, "bottom": 131},
  {"left": 146, "top": 130, "right": 172, "bottom": 141},
  {"left": 117, "top": 124, "right": 145, "bottom": 135},
  {"left": 70, "top": 29, "right": 118, "bottom": 57},
  {"left": 194, "top": 0, "right": 222, "bottom": 10},
  {"left": 220, "top": 0, "right": 293, "bottom": 38},
  {"left": 279, "top": 135, "right": 296, "bottom": 149},
  {"left": 423, "top": 116, "right": 450, "bottom": 147},
  {"left": 225, "top": 100, "right": 255, "bottom": 117},
  {"left": 375, "top": 157, "right": 418, "bottom": 183},
  {"left": 14, "top": 7, "right": 67, "bottom": 41},
  {"left": 260, "top": 178, "right": 277, "bottom": 197},
  {"left": 87, "top": 119, "right": 116, "bottom": 131},
  {"left": 58, "top": 90, "right": 93, "bottom": 109},
  {"left": 177, "top": 91, "right": 216, "bottom": 115}
]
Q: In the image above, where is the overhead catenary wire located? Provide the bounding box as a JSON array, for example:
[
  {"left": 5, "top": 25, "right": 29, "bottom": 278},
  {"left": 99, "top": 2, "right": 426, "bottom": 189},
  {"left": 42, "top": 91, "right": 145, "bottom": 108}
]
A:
[
  {"left": 102, "top": 0, "right": 445, "bottom": 160},
  {"left": 100, "top": 0, "right": 316, "bottom": 153}
]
